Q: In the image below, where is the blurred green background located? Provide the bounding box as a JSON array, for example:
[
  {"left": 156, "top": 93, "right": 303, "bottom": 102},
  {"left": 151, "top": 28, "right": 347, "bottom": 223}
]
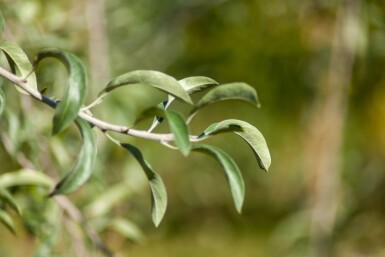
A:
[{"left": 1, "top": 0, "right": 385, "bottom": 256}]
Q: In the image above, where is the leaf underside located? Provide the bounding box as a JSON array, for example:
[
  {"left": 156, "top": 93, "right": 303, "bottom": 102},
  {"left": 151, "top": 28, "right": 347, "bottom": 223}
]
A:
[
  {"left": 121, "top": 143, "right": 167, "bottom": 227},
  {"left": 192, "top": 144, "right": 245, "bottom": 213},
  {"left": 189, "top": 82, "right": 260, "bottom": 118},
  {"left": 199, "top": 119, "right": 271, "bottom": 171},
  {"left": 49, "top": 119, "right": 97, "bottom": 196}
]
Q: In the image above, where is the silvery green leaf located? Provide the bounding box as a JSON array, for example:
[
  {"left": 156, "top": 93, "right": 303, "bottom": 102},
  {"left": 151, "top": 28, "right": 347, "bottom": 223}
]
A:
[
  {"left": 198, "top": 119, "right": 271, "bottom": 171},
  {"left": 102, "top": 70, "right": 192, "bottom": 104},
  {"left": 189, "top": 82, "right": 260, "bottom": 119},
  {"left": 34, "top": 48, "right": 87, "bottom": 134},
  {"left": 49, "top": 119, "right": 97, "bottom": 196},
  {"left": 192, "top": 144, "right": 245, "bottom": 213},
  {"left": 0, "top": 40, "right": 38, "bottom": 95},
  {"left": 179, "top": 76, "right": 218, "bottom": 94},
  {"left": 121, "top": 143, "right": 167, "bottom": 227}
]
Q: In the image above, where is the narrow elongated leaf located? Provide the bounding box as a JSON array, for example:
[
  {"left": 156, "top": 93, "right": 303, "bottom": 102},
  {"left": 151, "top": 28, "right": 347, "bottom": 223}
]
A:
[
  {"left": 192, "top": 144, "right": 245, "bottom": 213},
  {"left": 189, "top": 83, "right": 260, "bottom": 117},
  {"left": 121, "top": 143, "right": 167, "bottom": 227},
  {"left": 0, "top": 88, "right": 5, "bottom": 119},
  {"left": 164, "top": 111, "right": 191, "bottom": 156},
  {"left": 0, "top": 209, "right": 15, "bottom": 234},
  {"left": 34, "top": 48, "right": 87, "bottom": 134},
  {"left": 198, "top": 119, "right": 271, "bottom": 171},
  {"left": 109, "top": 218, "right": 145, "bottom": 243},
  {"left": 101, "top": 70, "right": 193, "bottom": 104},
  {"left": 0, "top": 40, "right": 38, "bottom": 95},
  {"left": 143, "top": 108, "right": 191, "bottom": 156},
  {"left": 49, "top": 119, "right": 97, "bottom": 196},
  {"left": 179, "top": 76, "right": 218, "bottom": 94},
  {"left": 0, "top": 188, "right": 21, "bottom": 215},
  {"left": 0, "top": 169, "right": 53, "bottom": 189}
]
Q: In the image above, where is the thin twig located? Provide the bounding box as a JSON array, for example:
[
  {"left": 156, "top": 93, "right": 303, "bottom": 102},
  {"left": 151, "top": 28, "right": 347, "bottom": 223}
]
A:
[{"left": 0, "top": 65, "right": 201, "bottom": 143}]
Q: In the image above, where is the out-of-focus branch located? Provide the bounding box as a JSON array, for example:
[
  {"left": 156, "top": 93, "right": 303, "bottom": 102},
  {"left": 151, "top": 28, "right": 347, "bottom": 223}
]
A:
[
  {"left": 0, "top": 129, "right": 115, "bottom": 257},
  {"left": 304, "top": 0, "right": 362, "bottom": 256}
]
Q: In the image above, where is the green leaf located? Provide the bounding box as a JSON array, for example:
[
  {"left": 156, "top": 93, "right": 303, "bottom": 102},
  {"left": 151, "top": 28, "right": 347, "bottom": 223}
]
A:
[
  {"left": 198, "top": 119, "right": 271, "bottom": 171},
  {"left": 34, "top": 48, "right": 87, "bottom": 135},
  {"left": 143, "top": 108, "right": 191, "bottom": 155},
  {"left": 84, "top": 182, "right": 133, "bottom": 219},
  {"left": 189, "top": 82, "right": 260, "bottom": 118},
  {"left": 0, "top": 88, "right": 5, "bottom": 119},
  {"left": 0, "top": 188, "right": 21, "bottom": 215},
  {"left": 0, "top": 209, "right": 15, "bottom": 234},
  {"left": 179, "top": 76, "right": 218, "bottom": 94},
  {"left": 164, "top": 111, "right": 191, "bottom": 156},
  {"left": 102, "top": 70, "right": 193, "bottom": 104},
  {"left": 49, "top": 119, "right": 97, "bottom": 196},
  {"left": 0, "top": 169, "right": 53, "bottom": 189},
  {"left": 148, "top": 77, "right": 218, "bottom": 132},
  {"left": 0, "top": 40, "right": 38, "bottom": 95},
  {"left": 192, "top": 144, "right": 245, "bottom": 213},
  {"left": 121, "top": 143, "right": 167, "bottom": 227},
  {"left": 108, "top": 218, "right": 145, "bottom": 243}
]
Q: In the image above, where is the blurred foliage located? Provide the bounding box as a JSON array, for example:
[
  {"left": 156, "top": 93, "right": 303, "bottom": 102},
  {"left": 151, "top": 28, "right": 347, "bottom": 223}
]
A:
[{"left": 1, "top": 0, "right": 385, "bottom": 256}]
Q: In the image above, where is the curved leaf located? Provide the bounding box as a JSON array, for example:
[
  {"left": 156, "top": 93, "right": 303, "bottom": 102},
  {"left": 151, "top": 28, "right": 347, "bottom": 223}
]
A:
[
  {"left": 0, "top": 169, "right": 53, "bottom": 189},
  {"left": 0, "top": 209, "right": 15, "bottom": 234},
  {"left": 179, "top": 76, "right": 218, "bottom": 94},
  {"left": 0, "top": 88, "right": 4, "bottom": 119},
  {"left": 101, "top": 70, "right": 192, "bottom": 104},
  {"left": 148, "top": 77, "right": 218, "bottom": 132},
  {"left": 189, "top": 82, "right": 260, "bottom": 118},
  {"left": 0, "top": 188, "right": 21, "bottom": 215},
  {"left": 198, "top": 119, "right": 271, "bottom": 171},
  {"left": 0, "top": 40, "right": 38, "bottom": 95},
  {"left": 143, "top": 108, "right": 191, "bottom": 155},
  {"left": 191, "top": 144, "right": 245, "bottom": 213},
  {"left": 49, "top": 119, "right": 97, "bottom": 196},
  {"left": 121, "top": 143, "right": 167, "bottom": 227},
  {"left": 164, "top": 111, "right": 191, "bottom": 156},
  {"left": 34, "top": 48, "right": 87, "bottom": 134}
]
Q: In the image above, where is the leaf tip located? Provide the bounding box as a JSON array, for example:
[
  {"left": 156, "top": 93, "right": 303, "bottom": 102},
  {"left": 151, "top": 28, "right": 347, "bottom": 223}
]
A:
[
  {"left": 152, "top": 213, "right": 164, "bottom": 228},
  {"left": 181, "top": 147, "right": 191, "bottom": 157},
  {"left": 236, "top": 204, "right": 243, "bottom": 214}
]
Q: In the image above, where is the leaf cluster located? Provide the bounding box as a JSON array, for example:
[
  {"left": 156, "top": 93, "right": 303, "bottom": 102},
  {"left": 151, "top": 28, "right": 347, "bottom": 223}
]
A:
[{"left": 0, "top": 11, "right": 270, "bottom": 252}]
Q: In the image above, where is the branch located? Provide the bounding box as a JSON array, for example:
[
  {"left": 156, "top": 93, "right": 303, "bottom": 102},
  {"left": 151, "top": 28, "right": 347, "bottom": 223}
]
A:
[{"left": 0, "top": 65, "right": 200, "bottom": 143}]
